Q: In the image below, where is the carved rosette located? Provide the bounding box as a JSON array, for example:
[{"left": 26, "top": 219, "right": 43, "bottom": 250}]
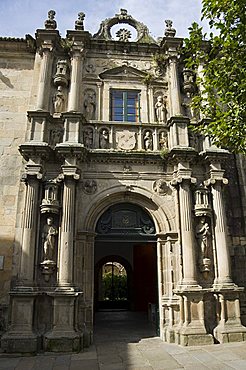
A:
[
  {"left": 153, "top": 179, "right": 170, "bottom": 196},
  {"left": 82, "top": 179, "right": 97, "bottom": 194}
]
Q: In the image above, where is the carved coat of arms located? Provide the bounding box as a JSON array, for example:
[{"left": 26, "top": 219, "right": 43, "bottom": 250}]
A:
[{"left": 116, "top": 130, "right": 136, "bottom": 150}]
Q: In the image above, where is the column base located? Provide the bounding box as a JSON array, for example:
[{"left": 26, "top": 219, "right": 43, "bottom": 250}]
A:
[
  {"left": 1, "top": 332, "right": 38, "bottom": 353},
  {"left": 178, "top": 325, "right": 214, "bottom": 346},
  {"left": 44, "top": 331, "right": 81, "bottom": 352},
  {"left": 214, "top": 323, "right": 246, "bottom": 344}
]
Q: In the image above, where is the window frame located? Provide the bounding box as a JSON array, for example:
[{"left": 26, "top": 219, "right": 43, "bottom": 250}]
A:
[{"left": 110, "top": 89, "right": 141, "bottom": 123}]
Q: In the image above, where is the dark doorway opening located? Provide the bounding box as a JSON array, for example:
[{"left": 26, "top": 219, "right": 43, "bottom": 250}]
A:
[{"left": 94, "top": 203, "right": 159, "bottom": 332}]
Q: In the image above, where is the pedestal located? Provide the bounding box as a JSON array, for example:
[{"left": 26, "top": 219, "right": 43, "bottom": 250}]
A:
[
  {"left": 175, "top": 291, "right": 214, "bottom": 346},
  {"left": 213, "top": 289, "right": 246, "bottom": 343},
  {"left": 44, "top": 292, "right": 82, "bottom": 352},
  {"left": 1, "top": 292, "right": 38, "bottom": 353}
]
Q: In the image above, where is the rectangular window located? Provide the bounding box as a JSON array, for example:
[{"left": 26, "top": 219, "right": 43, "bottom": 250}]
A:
[{"left": 110, "top": 90, "right": 141, "bottom": 122}]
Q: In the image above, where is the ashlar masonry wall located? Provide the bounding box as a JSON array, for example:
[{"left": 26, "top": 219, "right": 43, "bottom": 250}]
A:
[{"left": 0, "top": 38, "right": 35, "bottom": 329}]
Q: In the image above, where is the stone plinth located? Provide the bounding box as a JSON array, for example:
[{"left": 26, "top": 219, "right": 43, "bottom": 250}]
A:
[
  {"left": 1, "top": 291, "right": 38, "bottom": 353},
  {"left": 44, "top": 291, "right": 82, "bottom": 352}
]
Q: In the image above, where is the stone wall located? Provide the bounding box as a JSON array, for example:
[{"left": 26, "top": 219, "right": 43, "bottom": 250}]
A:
[{"left": 0, "top": 39, "right": 35, "bottom": 329}]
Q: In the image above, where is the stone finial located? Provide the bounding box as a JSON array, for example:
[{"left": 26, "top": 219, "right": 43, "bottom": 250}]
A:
[
  {"left": 44, "top": 10, "right": 57, "bottom": 30},
  {"left": 75, "top": 12, "right": 85, "bottom": 31},
  {"left": 164, "top": 19, "right": 176, "bottom": 37},
  {"left": 116, "top": 28, "right": 131, "bottom": 42}
]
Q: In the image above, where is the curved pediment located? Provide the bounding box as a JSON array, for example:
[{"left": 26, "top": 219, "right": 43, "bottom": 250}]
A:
[
  {"left": 93, "top": 9, "right": 156, "bottom": 44},
  {"left": 99, "top": 65, "right": 148, "bottom": 81}
]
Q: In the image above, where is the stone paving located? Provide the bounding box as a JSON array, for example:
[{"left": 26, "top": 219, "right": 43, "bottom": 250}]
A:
[{"left": 1, "top": 311, "right": 246, "bottom": 369}]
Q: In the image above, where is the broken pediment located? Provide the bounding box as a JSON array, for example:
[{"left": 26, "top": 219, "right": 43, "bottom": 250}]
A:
[{"left": 99, "top": 65, "right": 149, "bottom": 81}]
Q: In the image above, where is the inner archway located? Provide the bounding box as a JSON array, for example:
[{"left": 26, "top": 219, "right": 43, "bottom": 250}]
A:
[{"left": 94, "top": 203, "right": 158, "bottom": 321}]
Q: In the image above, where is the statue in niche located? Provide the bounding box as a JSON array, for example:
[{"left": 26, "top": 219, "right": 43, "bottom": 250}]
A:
[
  {"left": 53, "top": 86, "right": 66, "bottom": 113},
  {"left": 50, "top": 128, "right": 63, "bottom": 147},
  {"left": 143, "top": 131, "right": 153, "bottom": 151},
  {"left": 159, "top": 131, "right": 168, "bottom": 150},
  {"left": 99, "top": 129, "right": 109, "bottom": 149},
  {"left": 155, "top": 95, "right": 167, "bottom": 124},
  {"left": 42, "top": 217, "right": 58, "bottom": 261},
  {"left": 84, "top": 128, "right": 93, "bottom": 149},
  {"left": 195, "top": 217, "right": 211, "bottom": 261},
  {"left": 84, "top": 90, "right": 96, "bottom": 120}
]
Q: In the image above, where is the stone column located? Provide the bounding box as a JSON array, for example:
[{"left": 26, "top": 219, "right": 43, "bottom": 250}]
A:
[
  {"left": 68, "top": 50, "right": 84, "bottom": 112},
  {"left": 175, "top": 176, "right": 198, "bottom": 287},
  {"left": 58, "top": 168, "right": 79, "bottom": 287},
  {"left": 209, "top": 178, "right": 233, "bottom": 286},
  {"left": 20, "top": 173, "right": 42, "bottom": 285},
  {"left": 36, "top": 47, "right": 53, "bottom": 111},
  {"left": 169, "top": 56, "right": 182, "bottom": 116}
]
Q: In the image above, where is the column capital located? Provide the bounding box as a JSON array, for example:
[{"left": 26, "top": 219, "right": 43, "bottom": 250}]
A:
[
  {"left": 35, "top": 29, "right": 60, "bottom": 51},
  {"left": 58, "top": 165, "right": 80, "bottom": 181},
  {"left": 21, "top": 166, "right": 43, "bottom": 182}
]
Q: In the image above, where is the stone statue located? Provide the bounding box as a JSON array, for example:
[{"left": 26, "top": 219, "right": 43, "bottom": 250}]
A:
[
  {"left": 84, "top": 128, "right": 93, "bottom": 148},
  {"left": 42, "top": 217, "right": 58, "bottom": 261},
  {"left": 195, "top": 217, "right": 211, "bottom": 260},
  {"left": 159, "top": 131, "right": 168, "bottom": 149},
  {"left": 84, "top": 90, "right": 96, "bottom": 120},
  {"left": 143, "top": 131, "right": 153, "bottom": 151},
  {"left": 99, "top": 129, "right": 109, "bottom": 149},
  {"left": 155, "top": 96, "right": 167, "bottom": 124},
  {"left": 53, "top": 86, "right": 66, "bottom": 113}
]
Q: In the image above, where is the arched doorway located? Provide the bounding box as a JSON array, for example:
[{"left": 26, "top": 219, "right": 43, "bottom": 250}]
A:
[
  {"left": 95, "top": 255, "right": 132, "bottom": 310},
  {"left": 94, "top": 203, "right": 158, "bottom": 319}
]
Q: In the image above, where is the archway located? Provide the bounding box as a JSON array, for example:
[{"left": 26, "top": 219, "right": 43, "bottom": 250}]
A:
[{"left": 94, "top": 203, "right": 158, "bottom": 320}]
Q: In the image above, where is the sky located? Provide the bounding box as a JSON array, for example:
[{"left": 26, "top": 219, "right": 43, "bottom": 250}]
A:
[{"left": 0, "top": 0, "right": 210, "bottom": 40}]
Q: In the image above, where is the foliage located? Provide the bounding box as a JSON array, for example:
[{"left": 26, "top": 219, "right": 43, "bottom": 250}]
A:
[
  {"left": 142, "top": 73, "right": 154, "bottom": 85},
  {"left": 183, "top": 0, "right": 246, "bottom": 153},
  {"left": 102, "top": 272, "right": 127, "bottom": 301}
]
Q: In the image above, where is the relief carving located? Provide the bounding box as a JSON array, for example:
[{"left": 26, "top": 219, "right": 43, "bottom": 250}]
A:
[{"left": 116, "top": 130, "right": 136, "bottom": 150}]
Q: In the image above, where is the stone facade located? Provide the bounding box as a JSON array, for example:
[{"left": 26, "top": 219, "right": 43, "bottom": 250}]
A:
[{"left": 0, "top": 9, "right": 246, "bottom": 352}]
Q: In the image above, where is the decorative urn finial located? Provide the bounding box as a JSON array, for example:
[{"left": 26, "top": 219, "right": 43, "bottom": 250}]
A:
[
  {"left": 164, "top": 20, "right": 176, "bottom": 37},
  {"left": 44, "top": 10, "right": 57, "bottom": 30},
  {"left": 75, "top": 12, "right": 85, "bottom": 31}
]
